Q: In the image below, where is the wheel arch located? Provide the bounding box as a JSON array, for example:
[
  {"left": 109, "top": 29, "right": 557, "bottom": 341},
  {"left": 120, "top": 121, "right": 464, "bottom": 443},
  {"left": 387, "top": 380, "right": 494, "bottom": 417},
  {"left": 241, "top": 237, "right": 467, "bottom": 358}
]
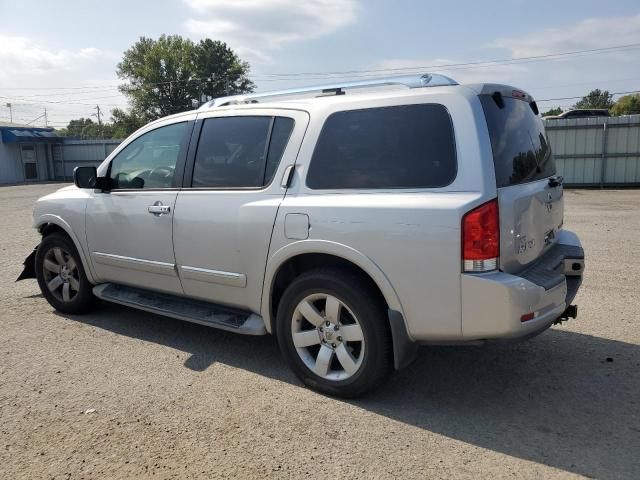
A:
[
  {"left": 262, "top": 240, "right": 406, "bottom": 333},
  {"left": 262, "top": 241, "right": 417, "bottom": 370},
  {"left": 35, "top": 214, "right": 97, "bottom": 284}
]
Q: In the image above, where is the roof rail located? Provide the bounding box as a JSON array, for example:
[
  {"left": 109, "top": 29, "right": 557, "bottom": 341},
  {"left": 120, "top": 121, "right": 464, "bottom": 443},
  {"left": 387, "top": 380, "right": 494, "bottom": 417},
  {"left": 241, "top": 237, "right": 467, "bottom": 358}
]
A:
[{"left": 199, "top": 73, "right": 458, "bottom": 109}]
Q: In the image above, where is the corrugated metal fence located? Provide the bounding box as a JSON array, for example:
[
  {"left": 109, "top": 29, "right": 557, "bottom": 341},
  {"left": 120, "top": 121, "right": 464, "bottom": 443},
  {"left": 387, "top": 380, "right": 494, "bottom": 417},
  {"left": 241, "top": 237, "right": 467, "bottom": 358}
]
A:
[
  {"left": 53, "top": 139, "right": 122, "bottom": 180},
  {"left": 544, "top": 114, "right": 640, "bottom": 186}
]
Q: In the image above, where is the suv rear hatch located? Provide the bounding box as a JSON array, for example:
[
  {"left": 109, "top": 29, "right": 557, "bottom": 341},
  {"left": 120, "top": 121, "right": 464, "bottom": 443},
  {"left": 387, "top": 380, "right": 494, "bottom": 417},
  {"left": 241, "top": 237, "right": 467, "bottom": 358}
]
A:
[{"left": 479, "top": 87, "right": 563, "bottom": 274}]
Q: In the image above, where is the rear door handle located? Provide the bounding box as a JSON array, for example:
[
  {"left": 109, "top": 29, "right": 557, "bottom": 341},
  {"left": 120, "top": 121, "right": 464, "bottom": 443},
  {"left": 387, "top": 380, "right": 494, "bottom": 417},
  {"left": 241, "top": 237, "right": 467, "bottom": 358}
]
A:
[
  {"left": 281, "top": 165, "right": 295, "bottom": 188},
  {"left": 148, "top": 203, "right": 171, "bottom": 215}
]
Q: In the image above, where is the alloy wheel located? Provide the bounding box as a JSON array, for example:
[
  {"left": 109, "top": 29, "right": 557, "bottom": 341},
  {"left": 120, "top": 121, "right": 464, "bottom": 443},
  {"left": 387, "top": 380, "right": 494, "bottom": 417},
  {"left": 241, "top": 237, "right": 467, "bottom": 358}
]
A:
[
  {"left": 291, "top": 293, "right": 365, "bottom": 381},
  {"left": 42, "top": 247, "right": 80, "bottom": 303}
]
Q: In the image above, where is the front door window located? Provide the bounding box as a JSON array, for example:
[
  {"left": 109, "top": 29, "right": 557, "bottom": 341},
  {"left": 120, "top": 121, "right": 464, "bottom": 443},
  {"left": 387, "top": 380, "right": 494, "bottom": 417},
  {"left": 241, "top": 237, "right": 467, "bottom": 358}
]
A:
[{"left": 108, "top": 122, "right": 188, "bottom": 189}]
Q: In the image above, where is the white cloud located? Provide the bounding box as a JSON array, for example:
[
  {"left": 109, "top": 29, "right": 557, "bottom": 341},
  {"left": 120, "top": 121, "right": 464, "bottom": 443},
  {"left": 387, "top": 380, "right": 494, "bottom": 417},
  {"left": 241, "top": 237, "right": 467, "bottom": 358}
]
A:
[
  {"left": 492, "top": 14, "right": 640, "bottom": 57},
  {"left": 0, "top": 36, "right": 125, "bottom": 127},
  {"left": 183, "top": 0, "right": 359, "bottom": 62},
  {"left": 0, "top": 35, "right": 108, "bottom": 78}
]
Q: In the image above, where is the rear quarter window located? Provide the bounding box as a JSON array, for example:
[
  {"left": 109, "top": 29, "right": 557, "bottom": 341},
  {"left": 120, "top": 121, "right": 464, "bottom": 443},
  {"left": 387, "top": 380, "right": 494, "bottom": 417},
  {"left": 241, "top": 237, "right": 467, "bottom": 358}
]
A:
[{"left": 306, "top": 104, "right": 457, "bottom": 189}]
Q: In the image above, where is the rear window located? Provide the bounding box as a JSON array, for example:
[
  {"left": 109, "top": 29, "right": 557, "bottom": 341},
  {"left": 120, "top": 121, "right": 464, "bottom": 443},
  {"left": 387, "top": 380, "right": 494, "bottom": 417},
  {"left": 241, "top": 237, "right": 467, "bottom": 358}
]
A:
[
  {"left": 480, "top": 95, "right": 556, "bottom": 188},
  {"left": 306, "top": 104, "right": 456, "bottom": 189}
]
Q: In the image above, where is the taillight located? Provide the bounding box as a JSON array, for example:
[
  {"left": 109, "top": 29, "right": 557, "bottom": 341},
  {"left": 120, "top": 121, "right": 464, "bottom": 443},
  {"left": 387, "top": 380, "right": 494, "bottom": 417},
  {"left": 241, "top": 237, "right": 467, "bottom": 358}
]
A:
[{"left": 462, "top": 199, "right": 499, "bottom": 273}]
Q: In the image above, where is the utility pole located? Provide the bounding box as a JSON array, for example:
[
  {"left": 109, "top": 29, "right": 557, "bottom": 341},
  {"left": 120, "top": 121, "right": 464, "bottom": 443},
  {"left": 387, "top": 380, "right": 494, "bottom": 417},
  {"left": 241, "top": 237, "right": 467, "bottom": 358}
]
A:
[
  {"left": 44, "top": 108, "right": 48, "bottom": 127},
  {"left": 94, "top": 105, "right": 103, "bottom": 139},
  {"left": 5, "top": 103, "right": 13, "bottom": 123}
]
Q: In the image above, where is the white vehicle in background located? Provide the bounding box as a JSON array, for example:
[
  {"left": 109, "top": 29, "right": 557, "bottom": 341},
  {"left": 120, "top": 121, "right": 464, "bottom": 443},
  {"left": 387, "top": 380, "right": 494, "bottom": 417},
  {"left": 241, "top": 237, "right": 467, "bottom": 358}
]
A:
[
  {"left": 19, "top": 73, "right": 584, "bottom": 397},
  {"left": 543, "top": 108, "right": 610, "bottom": 120}
]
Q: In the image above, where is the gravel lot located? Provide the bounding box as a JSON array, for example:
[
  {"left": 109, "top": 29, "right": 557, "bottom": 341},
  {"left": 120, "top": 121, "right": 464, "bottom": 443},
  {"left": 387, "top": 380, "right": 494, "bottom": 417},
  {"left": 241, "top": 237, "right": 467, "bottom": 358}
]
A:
[{"left": 1, "top": 183, "right": 639, "bottom": 479}]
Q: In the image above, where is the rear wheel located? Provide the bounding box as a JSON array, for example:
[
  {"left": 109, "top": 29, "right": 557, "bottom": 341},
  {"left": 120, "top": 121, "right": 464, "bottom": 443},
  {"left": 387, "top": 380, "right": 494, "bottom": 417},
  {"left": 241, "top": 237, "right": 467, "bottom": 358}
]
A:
[
  {"left": 36, "top": 232, "right": 95, "bottom": 314},
  {"left": 276, "top": 268, "right": 393, "bottom": 397}
]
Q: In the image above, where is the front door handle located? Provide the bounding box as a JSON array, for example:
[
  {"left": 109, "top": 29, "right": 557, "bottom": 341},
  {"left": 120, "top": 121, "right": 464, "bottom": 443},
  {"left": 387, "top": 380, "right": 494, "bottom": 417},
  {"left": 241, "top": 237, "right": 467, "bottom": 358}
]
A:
[{"left": 148, "top": 202, "right": 171, "bottom": 215}]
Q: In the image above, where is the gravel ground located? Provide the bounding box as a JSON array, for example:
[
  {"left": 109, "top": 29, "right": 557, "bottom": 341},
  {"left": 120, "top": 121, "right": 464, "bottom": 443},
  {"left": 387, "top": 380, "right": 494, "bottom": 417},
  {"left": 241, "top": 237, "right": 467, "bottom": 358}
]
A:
[{"left": 1, "top": 183, "right": 639, "bottom": 479}]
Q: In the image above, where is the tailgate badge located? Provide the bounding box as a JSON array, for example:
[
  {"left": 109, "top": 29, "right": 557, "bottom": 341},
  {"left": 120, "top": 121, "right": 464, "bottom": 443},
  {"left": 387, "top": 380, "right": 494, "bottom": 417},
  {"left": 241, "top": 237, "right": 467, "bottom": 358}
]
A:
[{"left": 518, "top": 236, "right": 535, "bottom": 254}]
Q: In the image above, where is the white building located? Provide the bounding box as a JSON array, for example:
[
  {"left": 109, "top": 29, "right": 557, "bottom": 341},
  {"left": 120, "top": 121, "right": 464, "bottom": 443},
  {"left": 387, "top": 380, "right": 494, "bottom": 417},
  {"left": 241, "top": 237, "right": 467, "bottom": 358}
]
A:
[{"left": 0, "top": 122, "right": 62, "bottom": 184}]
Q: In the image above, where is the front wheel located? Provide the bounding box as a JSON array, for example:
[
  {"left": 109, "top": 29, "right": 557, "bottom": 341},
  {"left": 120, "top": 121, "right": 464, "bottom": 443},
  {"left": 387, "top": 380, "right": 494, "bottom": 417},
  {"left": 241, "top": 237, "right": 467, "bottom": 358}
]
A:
[
  {"left": 276, "top": 268, "right": 393, "bottom": 397},
  {"left": 35, "top": 232, "right": 95, "bottom": 314}
]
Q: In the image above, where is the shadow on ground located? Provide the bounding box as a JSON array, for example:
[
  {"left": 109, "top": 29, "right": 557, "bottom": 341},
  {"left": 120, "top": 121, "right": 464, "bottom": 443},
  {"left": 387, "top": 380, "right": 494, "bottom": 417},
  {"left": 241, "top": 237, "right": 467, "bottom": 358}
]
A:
[{"left": 60, "top": 302, "right": 640, "bottom": 479}]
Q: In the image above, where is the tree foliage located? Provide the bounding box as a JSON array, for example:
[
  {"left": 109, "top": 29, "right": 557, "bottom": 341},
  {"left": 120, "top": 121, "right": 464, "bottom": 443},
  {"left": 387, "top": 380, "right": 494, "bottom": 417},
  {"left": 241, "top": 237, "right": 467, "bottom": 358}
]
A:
[
  {"left": 610, "top": 94, "right": 640, "bottom": 116},
  {"left": 195, "top": 39, "right": 255, "bottom": 98},
  {"left": 573, "top": 89, "right": 614, "bottom": 110},
  {"left": 109, "top": 108, "right": 145, "bottom": 138},
  {"left": 541, "top": 107, "right": 563, "bottom": 117},
  {"left": 56, "top": 112, "right": 147, "bottom": 139},
  {"left": 115, "top": 35, "right": 255, "bottom": 124},
  {"left": 56, "top": 118, "right": 114, "bottom": 139},
  {"left": 58, "top": 38, "right": 255, "bottom": 140}
]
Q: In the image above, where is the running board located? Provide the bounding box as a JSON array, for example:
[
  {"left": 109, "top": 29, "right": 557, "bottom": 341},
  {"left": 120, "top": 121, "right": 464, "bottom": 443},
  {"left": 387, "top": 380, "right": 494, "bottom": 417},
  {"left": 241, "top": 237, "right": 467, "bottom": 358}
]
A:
[{"left": 93, "top": 283, "right": 266, "bottom": 335}]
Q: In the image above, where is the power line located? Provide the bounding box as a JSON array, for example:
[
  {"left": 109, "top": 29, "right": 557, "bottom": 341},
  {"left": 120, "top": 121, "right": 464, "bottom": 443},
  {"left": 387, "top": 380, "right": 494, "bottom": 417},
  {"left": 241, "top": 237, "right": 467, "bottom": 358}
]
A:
[
  {"left": 254, "top": 43, "right": 640, "bottom": 78},
  {"left": 249, "top": 48, "right": 640, "bottom": 84},
  {"left": 0, "top": 95, "right": 126, "bottom": 107},
  {"left": 529, "top": 76, "right": 640, "bottom": 91},
  {"left": 0, "top": 87, "right": 124, "bottom": 98},
  {"left": 1, "top": 40, "right": 639, "bottom": 93},
  {"left": 0, "top": 76, "right": 216, "bottom": 92},
  {"left": 1, "top": 42, "right": 636, "bottom": 121},
  {"left": 1, "top": 93, "right": 126, "bottom": 103},
  {"left": 537, "top": 90, "right": 640, "bottom": 102},
  {"left": 26, "top": 110, "right": 47, "bottom": 125}
]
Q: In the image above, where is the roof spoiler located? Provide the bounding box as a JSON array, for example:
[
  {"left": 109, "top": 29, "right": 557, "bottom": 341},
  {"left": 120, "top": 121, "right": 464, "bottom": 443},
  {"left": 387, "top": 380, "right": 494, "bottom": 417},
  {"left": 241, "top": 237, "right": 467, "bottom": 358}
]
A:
[
  {"left": 472, "top": 83, "right": 538, "bottom": 114},
  {"left": 471, "top": 83, "right": 536, "bottom": 103}
]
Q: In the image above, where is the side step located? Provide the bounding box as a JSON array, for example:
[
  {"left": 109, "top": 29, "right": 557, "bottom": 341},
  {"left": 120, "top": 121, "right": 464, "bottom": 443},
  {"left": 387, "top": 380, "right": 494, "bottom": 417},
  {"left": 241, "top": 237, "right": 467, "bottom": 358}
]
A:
[{"left": 93, "top": 283, "right": 267, "bottom": 335}]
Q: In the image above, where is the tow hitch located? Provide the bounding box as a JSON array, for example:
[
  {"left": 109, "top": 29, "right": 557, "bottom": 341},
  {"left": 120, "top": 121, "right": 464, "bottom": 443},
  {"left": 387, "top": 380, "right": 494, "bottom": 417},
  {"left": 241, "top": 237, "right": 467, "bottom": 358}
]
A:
[{"left": 554, "top": 304, "right": 578, "bottom": 325}]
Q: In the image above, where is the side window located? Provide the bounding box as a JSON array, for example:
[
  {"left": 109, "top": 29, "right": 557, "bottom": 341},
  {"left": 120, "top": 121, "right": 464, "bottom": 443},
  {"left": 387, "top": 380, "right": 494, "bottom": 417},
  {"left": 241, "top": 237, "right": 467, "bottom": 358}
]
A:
[
  {"left": 109, "top": 122, "right": 187, "bottom": 189},
  {"left": 306, "top": 104, "right": 457, "bottom": 189},
  {"left": 192, "top": 116, "right": 294, "bottom": 188},
  {"left": 265, "top": 117, "right": 295, "bottom": 184}
]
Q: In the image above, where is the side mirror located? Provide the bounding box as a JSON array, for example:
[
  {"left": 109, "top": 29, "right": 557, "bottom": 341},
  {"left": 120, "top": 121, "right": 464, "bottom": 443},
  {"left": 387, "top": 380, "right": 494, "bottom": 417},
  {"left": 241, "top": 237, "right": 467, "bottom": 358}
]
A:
[
  {"left": 73, "top": 166, "right": 110, "bottom": 190},
  {"left": 73, "top": 166, "right": 97, "bottom": 189}
]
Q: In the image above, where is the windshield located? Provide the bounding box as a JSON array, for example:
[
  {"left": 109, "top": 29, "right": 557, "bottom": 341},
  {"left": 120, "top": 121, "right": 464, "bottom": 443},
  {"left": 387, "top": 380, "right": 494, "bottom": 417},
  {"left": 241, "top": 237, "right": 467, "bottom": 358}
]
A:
[{"left": 480, "top": 95, "right": 556, "bottom": 188}]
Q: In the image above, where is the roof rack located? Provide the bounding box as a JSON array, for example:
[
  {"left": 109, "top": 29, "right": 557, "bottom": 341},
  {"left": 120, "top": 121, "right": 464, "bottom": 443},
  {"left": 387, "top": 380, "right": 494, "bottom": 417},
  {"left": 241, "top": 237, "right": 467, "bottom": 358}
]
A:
[{"left": 199, "top": 73, "right": 458, "bottom": 109}]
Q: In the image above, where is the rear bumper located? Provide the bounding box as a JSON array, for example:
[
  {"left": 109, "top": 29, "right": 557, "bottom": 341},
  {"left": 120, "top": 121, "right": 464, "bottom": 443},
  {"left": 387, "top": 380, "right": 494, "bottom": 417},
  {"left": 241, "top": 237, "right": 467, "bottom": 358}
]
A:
[{"left": 460, "top": 230, "right": 584, "bottom": 340}]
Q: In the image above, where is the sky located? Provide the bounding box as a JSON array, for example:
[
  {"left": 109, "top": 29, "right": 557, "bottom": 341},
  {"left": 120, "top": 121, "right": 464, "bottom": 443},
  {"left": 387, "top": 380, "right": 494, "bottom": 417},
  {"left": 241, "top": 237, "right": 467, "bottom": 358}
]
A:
[{"left": 0, "top": 0, "right": 639, "bottom": 128}]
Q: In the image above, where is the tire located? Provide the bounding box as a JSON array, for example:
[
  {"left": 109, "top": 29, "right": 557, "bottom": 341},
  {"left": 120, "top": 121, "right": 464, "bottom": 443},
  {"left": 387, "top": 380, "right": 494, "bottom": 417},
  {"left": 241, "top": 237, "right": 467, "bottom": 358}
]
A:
[
  {"left": 276, "top": 268, "right": 393, "bottom": 397},
  {"left": 35, "top": 232, "right": 95, "bottom": 314}
]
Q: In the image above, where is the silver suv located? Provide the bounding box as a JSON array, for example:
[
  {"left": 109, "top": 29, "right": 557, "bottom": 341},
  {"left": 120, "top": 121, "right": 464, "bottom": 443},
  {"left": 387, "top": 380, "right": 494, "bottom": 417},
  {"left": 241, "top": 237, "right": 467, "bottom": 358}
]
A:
[{"left": 20, "top": 74, "right": 584, "bottom": 397}]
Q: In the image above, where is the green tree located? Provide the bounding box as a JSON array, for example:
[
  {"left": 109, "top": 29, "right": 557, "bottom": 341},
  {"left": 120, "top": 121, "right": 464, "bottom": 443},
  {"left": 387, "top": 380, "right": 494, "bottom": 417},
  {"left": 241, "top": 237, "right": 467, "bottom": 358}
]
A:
[
  {"left": 610, "top": 94, "right": 640, "bottom": 116},
  {"left": 573, "top": 89, "right": 614, "bottom": 110},
  {"left": 542, "top": 107, "right": 563, "bottom": 117},
  {"left": 116, "top": 35, "right": 254, "bottom": 121},
  {"left": 195, "top": 39, "right": 255, "bottom": 99},
  {"left": 57, "top": 118, "right": 114, "bottom": 139},
  {"left": 110, "top": 108, "right": 145, "bottom": 138}
]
